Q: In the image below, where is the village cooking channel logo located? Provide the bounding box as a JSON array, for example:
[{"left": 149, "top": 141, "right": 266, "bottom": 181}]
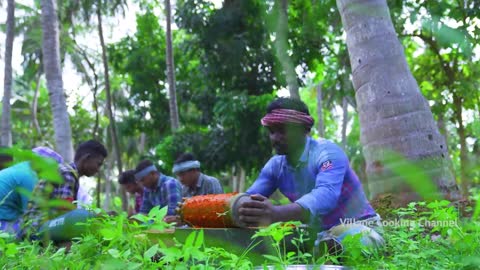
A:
[{"left": 339, "top": 217, "right": 458, "bottom": 228}]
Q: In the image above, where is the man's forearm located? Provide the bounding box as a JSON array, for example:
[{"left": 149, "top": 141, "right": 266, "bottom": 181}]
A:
[{"left": 272, "top": 203, "right": 310, "bottom": 224}]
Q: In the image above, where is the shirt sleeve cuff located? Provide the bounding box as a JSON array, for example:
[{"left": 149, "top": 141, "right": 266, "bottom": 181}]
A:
[{"left": 295, "top": 194, "right": 322, "bottom": 225}]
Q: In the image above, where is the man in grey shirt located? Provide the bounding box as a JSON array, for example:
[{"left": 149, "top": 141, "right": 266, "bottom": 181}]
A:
[{"left": 173, "top": 153, "right": 223, "bottom": 198}]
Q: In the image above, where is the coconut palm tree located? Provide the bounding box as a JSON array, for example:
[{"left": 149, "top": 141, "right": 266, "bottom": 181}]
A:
[
  {"left": 165, "top": 0, "right": 180, "bottom": 130},
  {"left": 336, "top": 0, "right": 461, "bottom": 201},
  {"left": 41, "top": 0, "right": 74, "bottom": 161},
  {"left": 1, "top": 0, "right": 15, "bottom": 147}
]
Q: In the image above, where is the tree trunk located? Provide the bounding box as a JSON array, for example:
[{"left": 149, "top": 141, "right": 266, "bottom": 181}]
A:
[
  {"left": 341, "top": 96, "right": 348, "bottom": 149},
  {"left": 41, "top": 0, "right": 74, "bottom": 162},
  {"left": 103, "top": 157, "right": 112, "bottom": 211},
  {"left": 316, "top": 83, "right": 325, "bottom": 137},
  {"left": 165, "top": 0, "right": 180, "bottom": 131},
  {"left": 97, "top": 0, "right": 127, "bottom": 211},
  {"left": 103, "top": 126, "right": 113, "bottom": 210},
  {"left": 1, "top": 0, "right": 15, "bottom": 147},
  {"left": 231, "top": 166, "right": 238, "bottom": 192},
  {"left": 239, "top": 167, "right": 246, "bottom": 192},
  {"left": 437, "top": 114, "right": 447, "bottom": 145},
  {"left": 275, "top": 0, "right": 300, "bottom": 99},
  {"left": 96, "top": 175, "right": 101, "bottom": 208},
  {"left": 32, "top": 72, "right": 43, "bottom": 139},
  {"left": 138, "top": 133, "right": 146, "bottom": 153},
  {"left": 477, "top": 93, "right": 480, "bottom": 121},
  {"left": 453, "top": 94, "right": 468, "bottom": 195},
  {"left": 336, "top": 0, "right": 460, "bottom": 203}
]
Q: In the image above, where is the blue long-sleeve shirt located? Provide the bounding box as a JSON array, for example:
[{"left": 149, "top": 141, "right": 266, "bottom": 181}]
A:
[
  {"left": 247, "top": 137, "right": 376, "bottom": 230},
  {"left": 0, "top": 162, "right": 38, "bottom": 221}
]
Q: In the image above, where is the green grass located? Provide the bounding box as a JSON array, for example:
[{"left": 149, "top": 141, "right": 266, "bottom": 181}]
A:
[{"left": 1, "top": 199, "right": 480, "bottom": 270}]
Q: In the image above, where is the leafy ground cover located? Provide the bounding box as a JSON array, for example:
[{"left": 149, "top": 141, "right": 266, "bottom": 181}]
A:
[{"left": 1, "top": 196, "right": 480, "bottom": 270}]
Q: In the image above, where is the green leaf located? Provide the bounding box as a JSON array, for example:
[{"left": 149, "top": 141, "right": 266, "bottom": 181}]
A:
[
  {"left": 382, "top": 150, "right": 441, "bottom": 201},
  {"left": 185, "top": 231, "right": 197, "bottom": 248},
  {"left": 144, "top": 244, "right": 159, "bottom": 260},
  {"left": 472, "top": 202, "right": 480, "bottom": 220},
  {"left": 108, "top": 249, "right": 121, "bottom": 258},
  {"left": 5, "top": 243, "right": 18, "bottom": 257},
  {"left": 263, "top": 254, "right": 283, "bottom": 264},
  {"left": 47, "top": 199, "right": 74, "bottom": 209},
  {"left": 149, "top": 205, "right": 168, "bottom": 221},
  {"left": 100, "top": 228, "right": 116, "bottom": 240},
  {"left": 113, "top": 197, "right": 123, "bottom": 209},
  {"left": 50, "top": 247, "right": 66, "bottom": 259},
  {"left": 127, "top": 263, "right": 143, "bottom": 270},
  {"left": 194, "top": 229, "right": 204, "bottom": 248},
  {"left": 130, "top": 214, "right": 149, "bottom": 223}
]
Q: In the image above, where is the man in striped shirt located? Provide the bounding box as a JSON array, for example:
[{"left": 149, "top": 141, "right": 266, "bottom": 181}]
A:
[{"left": 23, "top": 140, "right": 107, "bottom": 237}]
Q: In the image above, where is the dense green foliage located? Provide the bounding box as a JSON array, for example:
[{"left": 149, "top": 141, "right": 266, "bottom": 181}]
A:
[
  {"left": 1, "top": 0, "right": 480, "bottom": 267},
  {"left": 3, "top": 0, "right": 479, "bottom": 191},
  {"left": 1, "top": 199, "right": 480, "bottom": 269}
]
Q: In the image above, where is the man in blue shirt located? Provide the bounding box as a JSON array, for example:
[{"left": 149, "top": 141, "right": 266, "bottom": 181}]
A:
[
  {"left": 0, "top": 162, "right": 37, "bottom": 228},
  {"left": 238, "top": 97, "right": 384, "bottom": 252},
  {"left": 135, "top": 160, "right": 182, "bottom": 223},
  {"left": 0, "top": 147, "right": 63, "bottom": 234}
]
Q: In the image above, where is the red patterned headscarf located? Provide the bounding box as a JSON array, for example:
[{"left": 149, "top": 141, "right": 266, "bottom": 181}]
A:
[{"left": 261, "top": 109, "right": 314, "bottom": 130}]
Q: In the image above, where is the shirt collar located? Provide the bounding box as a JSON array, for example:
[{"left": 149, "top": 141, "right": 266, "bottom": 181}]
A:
[
  {"left": 146, "top": 173, "right": 164, "bottom": 192},
  {"left": 66, "top": 162, "right": 79, "bottom": 179},
  {"left": 70, "top": 162, "right": 78, "bottom": 171},
  {"left": 285, "top": 136, "right": 310, "bottom": 169},
  {"left": 196, "top": 173, "right": 204, "bottom": 188},
  {"left": 298, "top": 137, "right": 311, "bottom": 164}
]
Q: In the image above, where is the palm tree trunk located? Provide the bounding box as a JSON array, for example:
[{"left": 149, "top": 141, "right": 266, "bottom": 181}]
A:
[
  {"left": 1, "top": 0, "right": 15, "bottom": 147},
  {"left": 437, "top": 114, "right": 447, "bottom": 144},
  {"left": 275, "top": 0, "right": 300, "bottom": 99},
  {"left": 316, "top": 83, "right": 325, "bottom": 137},
  {"left": 97, "top": 0, "right": 127, "bottom": 210},
  {"left": 336, "top": 0, "right": 460, "bottom": 202},
  {"left": 41, "top": 0, "right": 74, "bottom": 162},
  {"left": 165, "top": 0, "right": 180, "bottom": 131},
  {"left": 341, "top": 96, "right": 348, "bottom": 149}
]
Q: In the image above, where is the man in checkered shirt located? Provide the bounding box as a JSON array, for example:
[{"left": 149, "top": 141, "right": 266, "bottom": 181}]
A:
[
  {"left": 23, "top": 140, "right": 107, "bottom": 237},
  {"left": 134, "top": 159, "right": 182, "bottom": 224}
]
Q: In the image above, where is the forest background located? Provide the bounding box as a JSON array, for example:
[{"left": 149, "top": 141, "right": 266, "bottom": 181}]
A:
[{"left": 1, "top": 0, "right": 479, "bottom": 210}]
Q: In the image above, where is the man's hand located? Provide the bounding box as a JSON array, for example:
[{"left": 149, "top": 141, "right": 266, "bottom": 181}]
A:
[
  {"left": 127, "top": 206, "right": 136, "bottom": 217},
  {"left": 106, "top": 210, "right": 118, "bottom": 216},
  {"left": 163, "top": 215, "right": 179, "bottom": 224},
  {"left": 238, "top": 194, "right": 277, "bottom": 227}
]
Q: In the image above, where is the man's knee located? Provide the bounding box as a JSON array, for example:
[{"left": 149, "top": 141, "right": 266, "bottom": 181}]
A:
[{"left": 314, "top": 223, "right": 385, "bottom": 257}]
